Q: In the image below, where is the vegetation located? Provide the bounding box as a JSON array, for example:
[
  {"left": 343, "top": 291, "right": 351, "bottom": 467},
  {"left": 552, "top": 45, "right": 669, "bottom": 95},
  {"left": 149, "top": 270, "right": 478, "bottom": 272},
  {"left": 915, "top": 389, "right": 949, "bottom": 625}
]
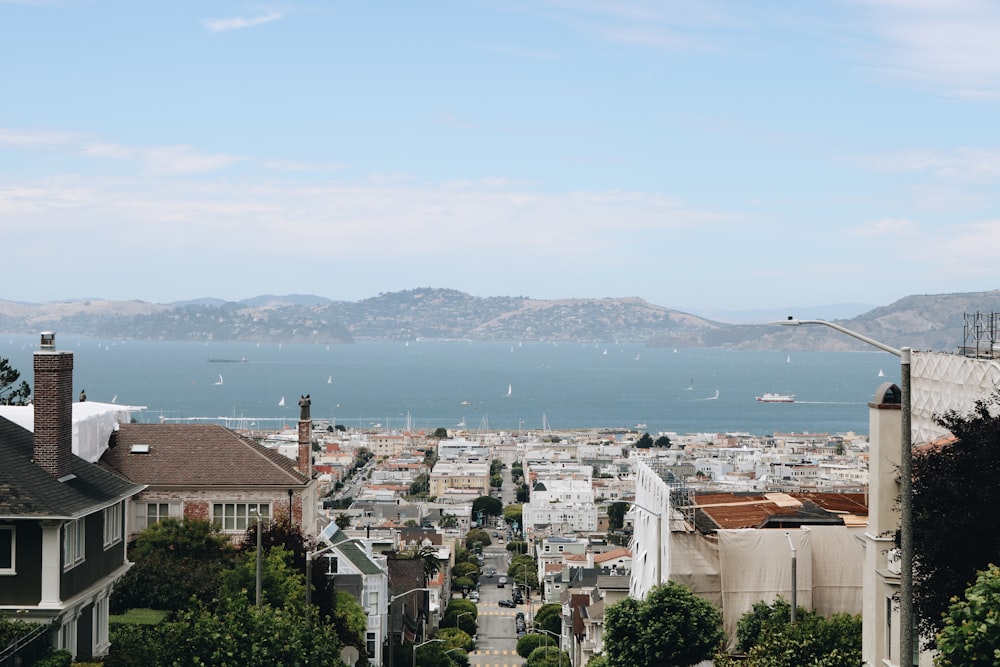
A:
[
  {"left": 603, "top": 581, "right": 722, "bottom": 667},
  {"left": 508, "top": 555, "right": 539, "bottom": 590},
  {"left": 910, "top": 390, "right": 1000, "bottom": 640},
  {"left": 465, "top": 528, "right": 492, "bottom": 551},
  {"left": 526, "top": 646, "right": 571, "bottom": 667},
  {"left": 111, "top": 518, "right": 236, "bottom": 613},
  {"left": 607, "top": 502, "right": 629, "bottom": 532},
  {"left": 441, "top": 599, "right": 478, "bottom": 636},
  {"left": 718, "top": 597, "right": 861, "bottom": 667},
  {"left": 533, "top": 603, "right": 562, "bottom": 636},
  {"left": 516, "top": 632, "right": 556, "bottom": 658},
  {"left": 409, "top": 472, "right": 430, "bottom": 497},
  {"left": 634, "top": 433, "right": 654, "bottom": 449},
  {"left": 0, "top": 357, "right": 30, "bottom": 405},
  {"left": 935, "top": 563, "right": 1000, "bottom": 666},
  {"left": 472, "top": 495, "right": 502, "bottom": 520},
  {"left": 503, "top": 503, "right": 523, "bottom": 529}
]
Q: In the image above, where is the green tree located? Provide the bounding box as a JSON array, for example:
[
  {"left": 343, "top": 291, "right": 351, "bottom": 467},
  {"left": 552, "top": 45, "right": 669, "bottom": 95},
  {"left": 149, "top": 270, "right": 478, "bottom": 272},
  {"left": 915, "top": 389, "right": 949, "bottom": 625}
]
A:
[
  {"left": 441, "top": 600, "right": 478, "bottom": 636},
  {"left": 516, "top": 484, "right": 530, "bottom": 503},
  {"left": 533, "top": 603, "right": 562, "bottom": 636},
  {"left": 409, "top": 473, "right": 430, "bottom": 497},
  {"left": 506, "top": 540, "right": 529, "bottom": 555},
  {"left": 220, "top": 545, "right": 305, "bottom": 609},
  {"left": 472, "top": 495, "right": 503, "bottom": 519},
  {"left": 910, "top": 390, "right": 1000, "bottom": 639},
  {"left": 526, "top": 646, "right": 570, "bottom": 667},
  {"left": 335, "top": 512, "right": 352, "bottom": 529},
  {"left": 398, "top": 543, "right": 441, "bottom": 580},
  {"left": 604, "top": 581, "right": 722, "bottom": 667},
  {"left": 654, "top": 435, "right": 672, "bottom": 448},
  {"left": 440, "top": 513, "right": 459, "bottom": 528},
  {"left": 436, "top": 626, "right": 475, "bottom": 652},
  {"left": 465, "top": 528, "right": 492, "bottom": 551},
  {"left": 0, "top": 357, "right": 30, "bottom": 405},
  {"left": 935, "top": 563, "right": 1000, "bottom": 666},
  {"left": 634, "top": 433, "right": 654, "bottom": 449},
  {"left": 607, "top": 502, "right": 628, "bottom": 532},
  {"left": 503, "top": 503, "right": 523, "bottom": 528},
  {"left": 509, "top": 555, "right": 538, "bottom": 590},
  {"left": 517, "top": 632, "right": 556, "bottom": 658},
  {"left": 158, "top": 592, "right": 347, "bottom": 667},
  {"left": 112, "top": 518, "right": 235, "bottom": 613},
  {"left": 432, "top": 427, "right": 449, "bottom": 438}
]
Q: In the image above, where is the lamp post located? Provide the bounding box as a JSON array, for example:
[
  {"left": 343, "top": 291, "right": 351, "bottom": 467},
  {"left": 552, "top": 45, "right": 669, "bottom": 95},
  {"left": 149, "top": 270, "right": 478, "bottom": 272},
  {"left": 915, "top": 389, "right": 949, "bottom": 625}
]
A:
[
  {"left": 533, "top": 628, "right": 563, "bottom": 667},
  {"left": 631, "top": 502, "right": 663, "bottom": 587},
  {"left": 412, "top": 638, "right": 444, "bottom": 667},
  {"left": 389, "top": 587, "right": 432, "bottom": 667},
  {"left": 453, "top": 611, "right": 472, "bottom": 635},
  {"left": 785, "top": 532, "right": 797, "bottom": 624},
  {"left": 777, "top": 317, "right": 912, "bottom": 667}
]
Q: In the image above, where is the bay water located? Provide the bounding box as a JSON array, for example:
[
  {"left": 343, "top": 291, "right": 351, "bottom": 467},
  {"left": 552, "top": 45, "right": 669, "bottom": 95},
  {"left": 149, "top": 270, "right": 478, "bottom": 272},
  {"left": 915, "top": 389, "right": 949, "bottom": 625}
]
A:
[{"left": 1, "top": 336, "right": 896, "bottom": 436}]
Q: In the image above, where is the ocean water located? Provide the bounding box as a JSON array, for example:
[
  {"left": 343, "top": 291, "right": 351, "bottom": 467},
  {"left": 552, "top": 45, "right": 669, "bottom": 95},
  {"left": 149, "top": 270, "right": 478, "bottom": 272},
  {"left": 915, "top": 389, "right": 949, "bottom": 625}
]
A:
[{"left": 0, "top": 336, "right": 897, "bottom": 436}]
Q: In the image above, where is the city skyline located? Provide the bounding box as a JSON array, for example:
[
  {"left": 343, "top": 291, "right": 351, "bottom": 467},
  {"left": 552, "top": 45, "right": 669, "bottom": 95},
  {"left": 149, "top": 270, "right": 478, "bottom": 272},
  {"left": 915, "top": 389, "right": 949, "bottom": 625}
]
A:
[{"left": 3, "top": 1, "right": 1000, "bottom": 312}]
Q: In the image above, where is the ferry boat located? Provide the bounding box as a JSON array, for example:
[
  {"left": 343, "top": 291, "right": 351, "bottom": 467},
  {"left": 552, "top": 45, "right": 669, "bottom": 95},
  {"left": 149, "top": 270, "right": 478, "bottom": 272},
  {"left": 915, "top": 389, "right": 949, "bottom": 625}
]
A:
[{"left": 756, "top": 392, "right": 795, "bottom": 403}]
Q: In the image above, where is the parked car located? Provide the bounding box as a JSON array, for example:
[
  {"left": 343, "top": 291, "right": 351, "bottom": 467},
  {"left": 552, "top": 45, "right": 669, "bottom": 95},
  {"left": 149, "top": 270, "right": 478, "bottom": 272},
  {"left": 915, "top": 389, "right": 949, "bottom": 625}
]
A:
[
  {"left": 498, "top": 576, "right": 507, "bottom": 587},
  {"left": 468, "top": 591, "right": 479, "bottom": 602},
  {"left": 499, "top": 599, "right": 516, "bottom": 608},
  {"left": 515, "top": 612, "right": 525, "bottom": 620}
]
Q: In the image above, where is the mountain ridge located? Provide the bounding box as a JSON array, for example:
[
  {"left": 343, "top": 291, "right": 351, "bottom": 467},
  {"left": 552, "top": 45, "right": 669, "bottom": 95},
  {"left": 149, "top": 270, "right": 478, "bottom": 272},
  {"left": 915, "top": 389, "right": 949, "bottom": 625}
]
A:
[{"left": 1, "top": 288, "right": 998, "bottom": 352}]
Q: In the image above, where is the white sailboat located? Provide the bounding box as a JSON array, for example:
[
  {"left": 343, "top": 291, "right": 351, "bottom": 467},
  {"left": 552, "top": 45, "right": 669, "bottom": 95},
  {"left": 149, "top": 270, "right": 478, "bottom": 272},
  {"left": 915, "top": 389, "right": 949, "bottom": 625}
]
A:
[
  {"left": 878, "top": 368, "right": 885, "bottom": 377},
  {"left": 506, "top": 384, "right": 512, "bottom": 397},
  {"left": 214, "top": 374, "right": 223, "bottom": 385},
  {"left": 278, "top": 396, "right": 285, "bottom": 407},
  {"left": 327, "top": 375, "right": 332, "bottom": 384}
]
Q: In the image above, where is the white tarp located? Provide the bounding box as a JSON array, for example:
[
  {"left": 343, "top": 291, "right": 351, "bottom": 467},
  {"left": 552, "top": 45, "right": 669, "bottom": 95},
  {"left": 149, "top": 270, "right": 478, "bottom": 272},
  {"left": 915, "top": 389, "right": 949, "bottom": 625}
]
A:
[{"left": 0, "top": 401, "right": 145, "bottom": 463}]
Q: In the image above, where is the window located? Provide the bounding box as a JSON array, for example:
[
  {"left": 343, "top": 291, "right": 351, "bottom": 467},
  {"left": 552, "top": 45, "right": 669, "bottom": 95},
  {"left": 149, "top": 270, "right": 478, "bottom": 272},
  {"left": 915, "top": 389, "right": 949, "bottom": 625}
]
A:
[
  {"left": 103, "top": 503, "right": 123, "bottom": 548},
  {"left": 59, "top": 615, "right": 77, "bottom": 656},
  {"left": 93, "top": 596, "right": 109, "bottom": 654},
  {"left": 212, "top": 502, "right": 270, "bottom": 532},
  {"left": 0, "top": 526, "right": 14, "bottom": 574},
  {"left": 63, "top": 519, "right": 85, "bottom": 569},
  {"left": 366, "top": 632, "right": 376, "bottom": 657},
  {"left": 139, "top": 502, "right": 179, "bottom": 531}
]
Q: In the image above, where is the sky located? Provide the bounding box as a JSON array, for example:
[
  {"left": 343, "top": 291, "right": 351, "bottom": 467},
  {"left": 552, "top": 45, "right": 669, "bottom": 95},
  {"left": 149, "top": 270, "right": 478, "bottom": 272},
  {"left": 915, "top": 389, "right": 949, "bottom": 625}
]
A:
[{"left": 3, "top": 1, "right": 1000, "bottom": 318}]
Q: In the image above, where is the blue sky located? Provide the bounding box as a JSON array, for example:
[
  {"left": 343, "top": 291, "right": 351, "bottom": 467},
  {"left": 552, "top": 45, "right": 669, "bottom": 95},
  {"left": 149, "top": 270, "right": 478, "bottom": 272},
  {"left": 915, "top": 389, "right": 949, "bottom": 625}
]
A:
[{"left": 3, "top": 1, "right": 1000, "bottom": 318}]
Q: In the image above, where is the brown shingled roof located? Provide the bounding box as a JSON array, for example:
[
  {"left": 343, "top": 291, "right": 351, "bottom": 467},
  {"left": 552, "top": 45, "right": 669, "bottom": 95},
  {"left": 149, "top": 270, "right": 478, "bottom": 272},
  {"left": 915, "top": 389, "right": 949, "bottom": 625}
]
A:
[{"left": 102, "top": 423, "right": 308, "bottom": 487}]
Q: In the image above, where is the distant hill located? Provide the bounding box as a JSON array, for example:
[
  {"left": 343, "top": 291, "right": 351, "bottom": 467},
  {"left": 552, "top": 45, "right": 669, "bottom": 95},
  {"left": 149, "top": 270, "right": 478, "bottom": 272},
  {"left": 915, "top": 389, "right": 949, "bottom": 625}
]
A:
[{"left": 1, "top": 288, "right": 999, "bottom": 351}]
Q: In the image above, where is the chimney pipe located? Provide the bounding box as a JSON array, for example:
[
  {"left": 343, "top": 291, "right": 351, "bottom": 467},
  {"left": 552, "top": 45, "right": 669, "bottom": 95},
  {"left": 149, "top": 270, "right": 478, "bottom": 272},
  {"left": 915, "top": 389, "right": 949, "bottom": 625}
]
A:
[{"left": 33, "top": 332, "right": 74, "bottom": 479}]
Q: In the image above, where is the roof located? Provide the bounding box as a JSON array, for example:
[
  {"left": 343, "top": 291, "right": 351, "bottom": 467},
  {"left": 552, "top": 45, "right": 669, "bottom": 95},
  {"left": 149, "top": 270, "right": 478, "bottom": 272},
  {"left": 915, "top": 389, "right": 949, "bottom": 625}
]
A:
[
  {"left": 338, "top": 541, "right": 385, "bottom": 576},
  {"left": 0, "top": 416, "right": 144, "bottom": 520},
  {"left": 693, "top": 491, "right": 868, "bottom": 531},
  {"left": 102, "top": 423, "right": 308, "bottom": 487},
  {"left": 594, "top": 547, "right": 631, "bottom": 563}
]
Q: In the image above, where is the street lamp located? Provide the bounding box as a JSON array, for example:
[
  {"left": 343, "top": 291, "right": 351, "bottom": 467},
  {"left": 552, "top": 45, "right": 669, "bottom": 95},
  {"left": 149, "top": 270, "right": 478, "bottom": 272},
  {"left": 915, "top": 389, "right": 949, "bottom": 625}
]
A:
[
  {"left": 776, "top": 317, "right": 912, "bottom": 667},
  {"left": 785, "top": 532, "right": 797, "bottom": 624},
  {"left": 413, "top": 638, "right": 444, "bottom": 667},
  {"left": 631, "top": 502, "right": 663, "bottom": 587},
  {"left": 389, "top": 587, "right": 433, "bottom": 667},
  {"left": 533, "top": 628, "right": 563, "bottom": 667},
  {"left": 452, "top": 611, "right": 473, "bottom": 635}
]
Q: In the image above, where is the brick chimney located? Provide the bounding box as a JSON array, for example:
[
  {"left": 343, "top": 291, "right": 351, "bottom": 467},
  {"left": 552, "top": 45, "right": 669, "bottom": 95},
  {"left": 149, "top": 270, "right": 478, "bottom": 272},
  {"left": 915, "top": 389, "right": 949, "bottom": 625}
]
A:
[
  {"left": 33, "top": 332, "right": 74, "bottom": 479},
  {"left": 297, "top": 394, "right": 312, "bottom": 478}
]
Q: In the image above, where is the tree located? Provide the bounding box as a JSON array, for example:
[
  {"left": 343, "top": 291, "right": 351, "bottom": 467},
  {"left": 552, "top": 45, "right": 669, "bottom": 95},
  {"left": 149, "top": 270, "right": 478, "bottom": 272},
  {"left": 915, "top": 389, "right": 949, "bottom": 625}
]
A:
[
  {"left": 436, "top": 626, "right": 475, "bottom": 652},
  {"left": 634, "top": 433, "right": 654, "bottom": 449},
  {"left": 440, "top": 513, "right": 459, "bottom": 528},
  {"left": 654, "top": 435, "right": 672, "bottom": 448},
  {"left": 472, "top": 495, "right": 503, "bottom": 519},
  {"left": 398, "top": 543, "right": 441, "bottom": 580},
  {"left": 607, "top": 502, "right": 629, "bottom": 532},
  {"left": 935, "top": 563, "right": 1000, "bottom": 666},
  {"left": 335, "top": 512, "right": 352, "bottom": 529},
  {"left": 503, "top": 503, "right": 523, "bottom": 528},
  {"left": 517, "top": 632, "right": 556, "bottom": 658},
  {"left": 910, "top": 390, "right": 1000, "bottom": 640},
  {"left": 156, "top": 591, "right": 347, "bottom": 667},
  {"left": 112, "top": 518, "right": 236, "bottom": 613},
  {"left": 509, "top": 555, "right": 538, "bottom": 590},
  {"left": 465, "top": 528, "right": 492, "bottom": 551},
  {"left": 0, "top": 357, "right": 30, "bottom": 405},
  {"left": 432, "top": 427, "right": 448, "bottom": 439},
  {"left": 220, "top": 545, "right": 305, "bottom": 609},
  {"left": 533, "top": 603, "right": 562, "bottom": 636},
  {"left": 409, "top": 473, "right": 430, "bottom": 497},
  {"left": 516, "top": 483, "right": 530, "bottom": 503},
  {"left": 603, "top": 581, "right": 722, "bottom": 667},
  {"left": 526, "top": 646, "right": 571, "bottom": 667}
]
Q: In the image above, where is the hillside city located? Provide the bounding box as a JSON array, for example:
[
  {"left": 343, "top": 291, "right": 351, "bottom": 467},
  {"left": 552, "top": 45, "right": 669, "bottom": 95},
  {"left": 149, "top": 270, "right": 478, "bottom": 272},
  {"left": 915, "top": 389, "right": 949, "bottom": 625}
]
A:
[{"left": 4, "top": 322, "right": 1000, "bottom": 667}]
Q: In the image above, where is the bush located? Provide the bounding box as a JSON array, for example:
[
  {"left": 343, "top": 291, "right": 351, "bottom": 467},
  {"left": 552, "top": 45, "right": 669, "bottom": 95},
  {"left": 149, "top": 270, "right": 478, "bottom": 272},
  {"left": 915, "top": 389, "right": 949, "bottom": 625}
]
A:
[{"left": 32, "top": 650, "right": 71, "bottom": 667}]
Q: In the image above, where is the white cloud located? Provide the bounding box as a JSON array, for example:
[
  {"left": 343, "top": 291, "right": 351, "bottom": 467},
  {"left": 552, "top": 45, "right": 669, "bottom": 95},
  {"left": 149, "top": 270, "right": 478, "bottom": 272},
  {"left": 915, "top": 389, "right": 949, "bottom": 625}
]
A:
[
  {"left": 203, "top": 12, "right": 284, "bottom": 34},
  {"left": 852, "top": 0, "right": 1000, "bottom": 98},
  {"left": 851, "top": 217, "right": 920, "bottom": 236},
  {"left": 860, "top": 148, "right": 1000, "bottom": 183}
]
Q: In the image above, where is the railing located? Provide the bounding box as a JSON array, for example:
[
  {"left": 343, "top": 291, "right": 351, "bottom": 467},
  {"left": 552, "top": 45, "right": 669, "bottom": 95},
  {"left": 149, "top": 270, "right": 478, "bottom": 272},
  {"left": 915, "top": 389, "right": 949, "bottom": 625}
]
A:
[{"left": 0, "top": 620, "right": 56, "bottom": 667}]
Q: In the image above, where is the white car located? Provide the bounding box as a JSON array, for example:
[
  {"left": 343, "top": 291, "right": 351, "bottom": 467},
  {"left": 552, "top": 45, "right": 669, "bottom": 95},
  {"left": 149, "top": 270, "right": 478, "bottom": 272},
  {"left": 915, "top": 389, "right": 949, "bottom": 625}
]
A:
[{"left": 498, "top": 576, "right": 508, "bottom": 587}]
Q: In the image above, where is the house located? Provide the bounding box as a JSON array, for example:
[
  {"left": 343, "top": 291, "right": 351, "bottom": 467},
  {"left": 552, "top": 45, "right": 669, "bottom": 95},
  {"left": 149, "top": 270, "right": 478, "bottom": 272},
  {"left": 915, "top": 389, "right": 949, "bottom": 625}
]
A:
[
  {"left": 317, "top": 525, "right": 389, "bottom": 666},
  {"left": 0, "top": 333, "right": 145, "bottom": 659},
  {"left": 101, "top": 421, "right": 316, "bottom": 540}
]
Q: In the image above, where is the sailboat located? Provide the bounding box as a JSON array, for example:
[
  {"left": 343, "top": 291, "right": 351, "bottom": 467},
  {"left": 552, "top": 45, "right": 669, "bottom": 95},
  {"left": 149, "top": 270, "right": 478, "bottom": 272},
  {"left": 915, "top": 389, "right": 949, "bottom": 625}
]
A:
[
  {"left": 787, "top": 355, "right": 791, "bottom": 363},
  {"left": 278, "top": 396, "right": 286, "bottom": 407},
  {"left": 878, "top": 369, "right": 885, "bottom": 377},
  {"left": 214, "top": 374, "right": 224, "bottom": 385},
  {"left": 506, "top": 384, "right": 512, "bottom": 397},
  {"left": 686, "top": 378, "right": 694, "bottom": 391},
  {"left": 327, "top": 375, "right": 332, "bottom": 384}
]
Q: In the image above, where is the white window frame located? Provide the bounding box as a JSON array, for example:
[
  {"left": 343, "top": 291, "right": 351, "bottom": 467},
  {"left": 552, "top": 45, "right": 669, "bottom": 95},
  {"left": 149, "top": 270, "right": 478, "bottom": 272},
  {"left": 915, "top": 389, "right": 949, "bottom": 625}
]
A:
[
  {"left": 366, "top": 631, "right": 377, "bottom": 657},
  {"left": 140, "top": 502, "right": 179, "bottom": 531},
  {"left": 93, "top": 595, "right": 110, "bottom": 655},
  {"left": 59, "top": 614, "right": 77, "bottom": 657},
  {"left": 63, "top": 519, "right": 85, "bottom": 570},
  {"left": 212, "top": 502, "right": 270, "bottom": 532},
  {"left": 103, "top": 502, "right": 123, "bottom": 549},
  {"left": 0, "top": 525, "right": 14, "bottom": 575}
]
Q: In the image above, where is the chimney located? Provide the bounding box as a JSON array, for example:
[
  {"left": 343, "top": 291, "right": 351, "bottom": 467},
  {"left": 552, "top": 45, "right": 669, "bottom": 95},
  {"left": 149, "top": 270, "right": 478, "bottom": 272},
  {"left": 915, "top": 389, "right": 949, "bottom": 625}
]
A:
[
  {"left": 297, "top": 394, "right": 313, "bottom": 478},
  {"left": 33, "top": 332, "right": 74, "bottom": 479}
]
